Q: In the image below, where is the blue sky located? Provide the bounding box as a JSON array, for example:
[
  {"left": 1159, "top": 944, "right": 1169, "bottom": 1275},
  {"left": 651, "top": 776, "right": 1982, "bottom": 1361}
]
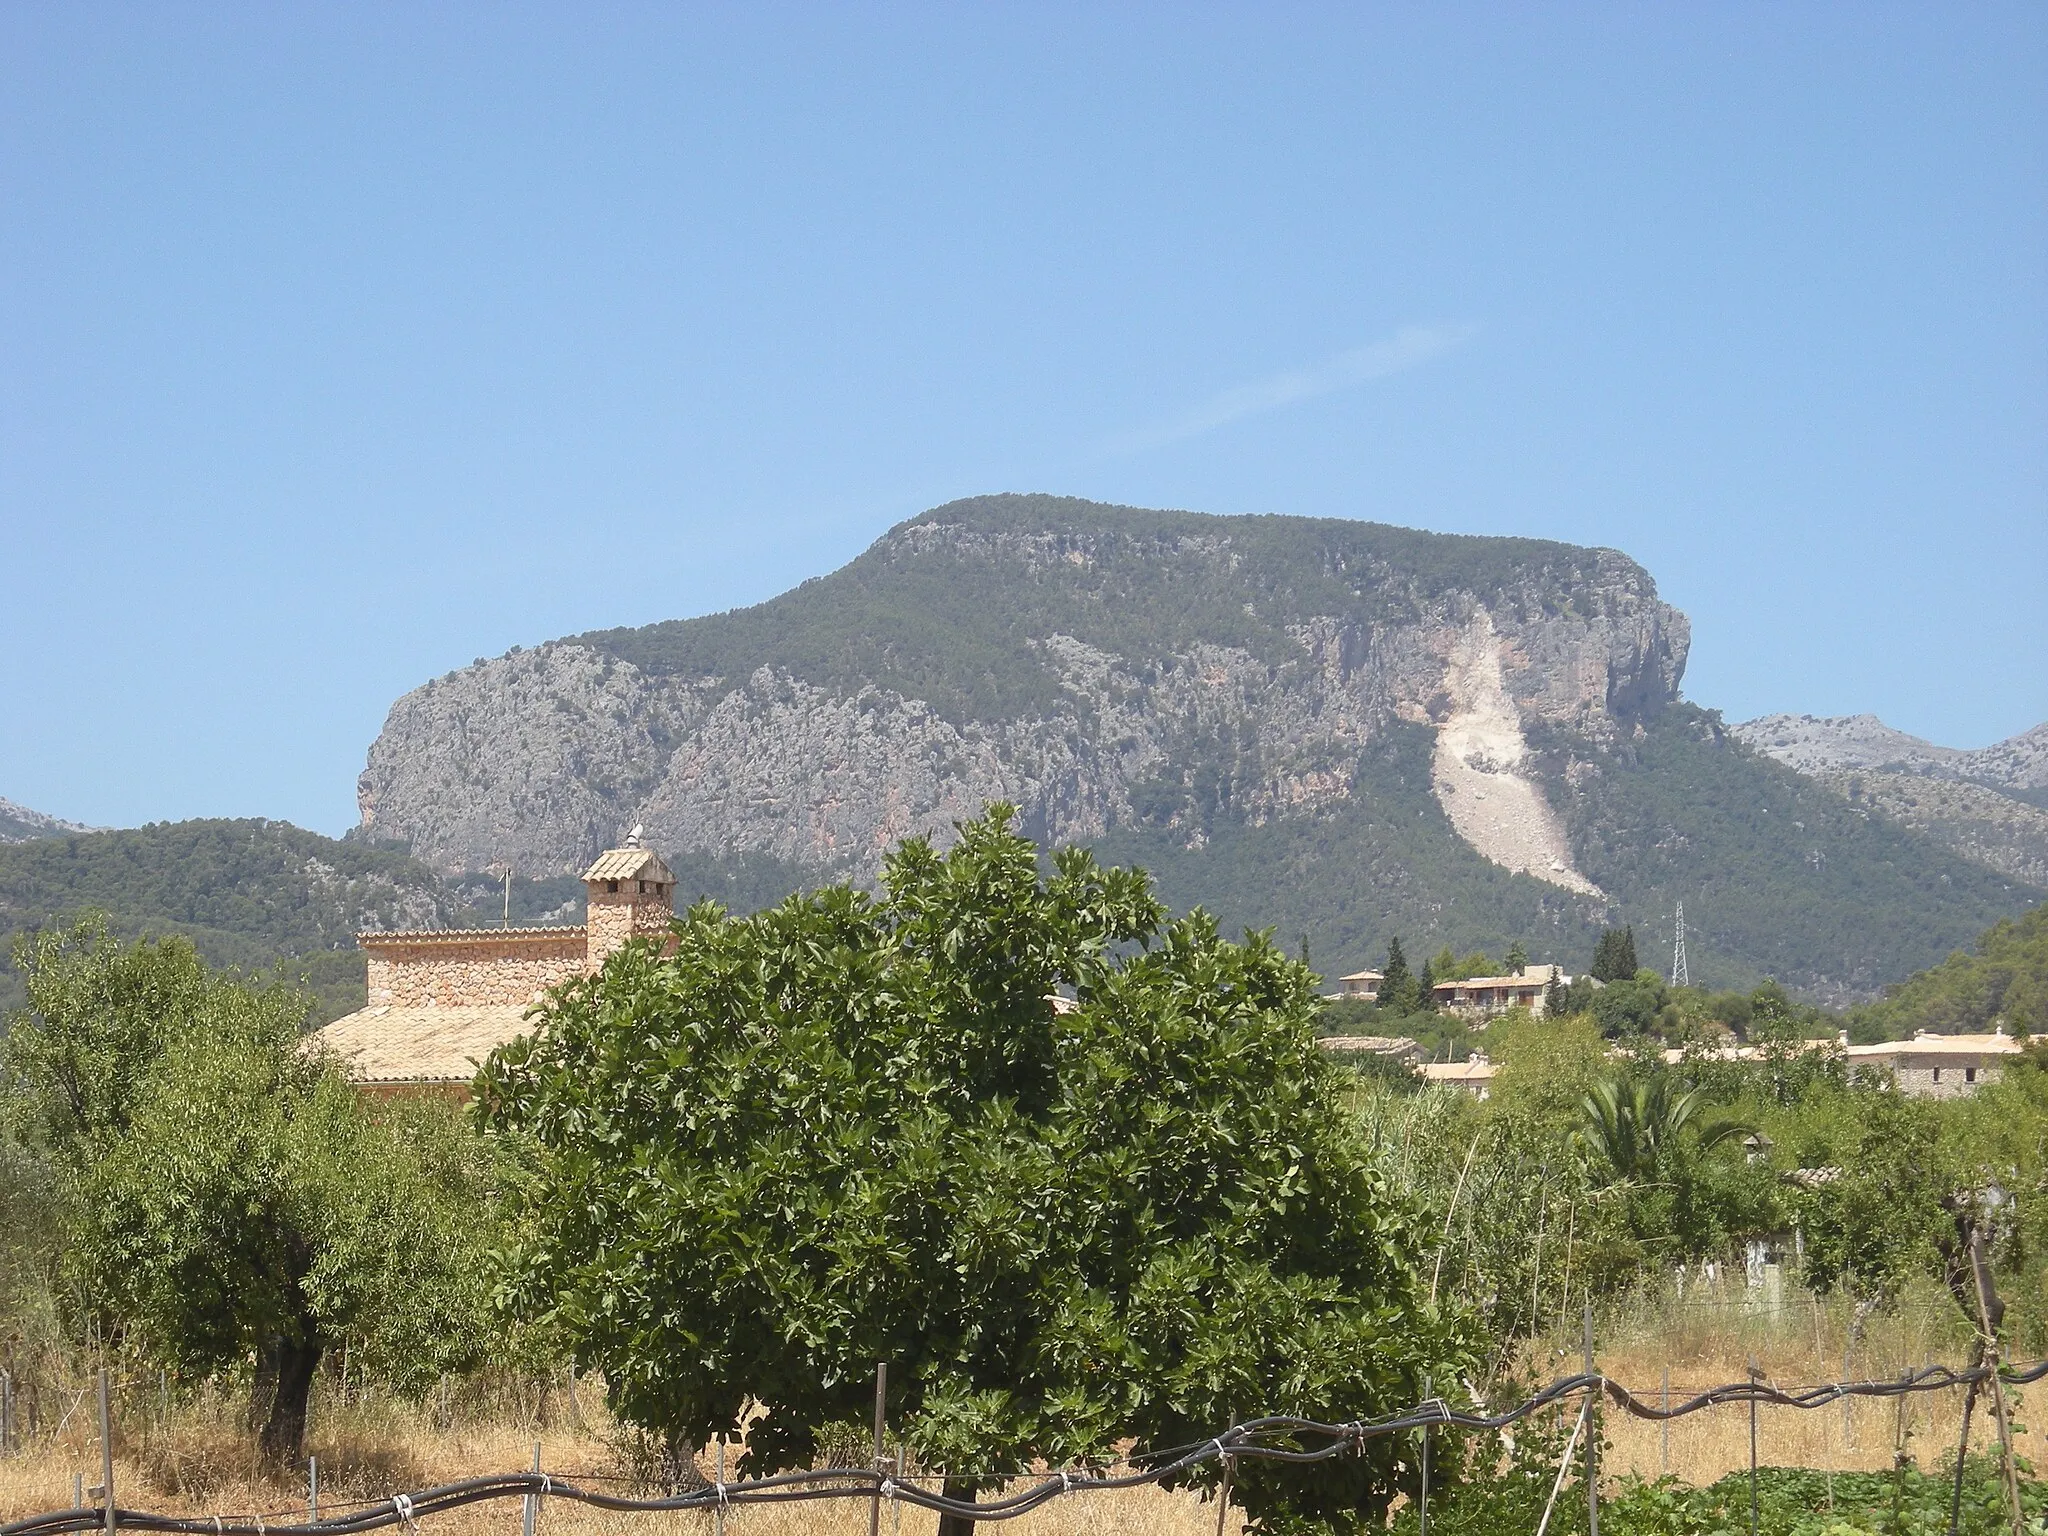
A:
[{"left": 3, "top": 3, "right": 2043, "bottom": 837}]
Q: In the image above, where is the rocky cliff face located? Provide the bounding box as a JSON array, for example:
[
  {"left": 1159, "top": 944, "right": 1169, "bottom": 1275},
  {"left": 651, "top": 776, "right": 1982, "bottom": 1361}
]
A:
[{"left": 358, "top": 497, "right": 1688, "bottom": 890}]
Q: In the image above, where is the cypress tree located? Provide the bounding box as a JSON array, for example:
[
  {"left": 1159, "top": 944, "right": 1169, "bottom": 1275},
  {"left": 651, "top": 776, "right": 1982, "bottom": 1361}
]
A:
[{"left": 1382, "top": 937, "right": 1413, "bottom": 1012}]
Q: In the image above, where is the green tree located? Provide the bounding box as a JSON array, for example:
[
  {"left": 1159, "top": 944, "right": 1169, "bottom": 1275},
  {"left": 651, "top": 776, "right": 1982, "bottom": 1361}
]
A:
[
  {"left": 1382, "top": 936, "right": 1416, "bottom": 1012},
  {"left": 1505, "top": 941, "right": 1528, "bottom": 976},
  {"left": 1589, "top": 926, "right": 1639, "bottom": 983},
  {"left": 3, "top": 919, "right": 498, "bottom": 1465},
  {"left": 478, "top": 808, "right": 1475, "bottom": 1535}
]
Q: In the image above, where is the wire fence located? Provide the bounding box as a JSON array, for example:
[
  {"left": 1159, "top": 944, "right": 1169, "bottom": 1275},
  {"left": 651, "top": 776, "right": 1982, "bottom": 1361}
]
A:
[{"left": 3, "top": 1359, "right": 2043, "bottom": 1536}]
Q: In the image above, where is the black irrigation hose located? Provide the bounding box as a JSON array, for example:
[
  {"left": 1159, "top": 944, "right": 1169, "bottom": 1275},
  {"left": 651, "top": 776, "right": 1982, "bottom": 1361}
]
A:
[{"left": 7, "top": 1360, "right": 2043, "bottom": 1536}]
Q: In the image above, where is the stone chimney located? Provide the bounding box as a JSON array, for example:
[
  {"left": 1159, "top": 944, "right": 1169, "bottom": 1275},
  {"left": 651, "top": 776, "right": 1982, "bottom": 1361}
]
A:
[{"left": 580, "top": 826, "right": 676, "bottom": 970}]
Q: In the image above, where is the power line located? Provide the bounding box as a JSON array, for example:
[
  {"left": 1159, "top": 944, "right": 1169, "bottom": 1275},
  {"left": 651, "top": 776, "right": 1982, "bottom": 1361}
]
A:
[
  {"left": 1670, "top": 900, "right": 1689, "bottom": 988},
  {"left": 6, "top": 1359, "right": 2042, "bottom": 1536}
]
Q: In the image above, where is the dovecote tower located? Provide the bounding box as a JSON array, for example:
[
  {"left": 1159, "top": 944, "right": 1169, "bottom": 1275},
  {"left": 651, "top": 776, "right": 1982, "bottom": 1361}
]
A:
[{"left": 581, "top": 825, "right": 676, "bottom": 969}]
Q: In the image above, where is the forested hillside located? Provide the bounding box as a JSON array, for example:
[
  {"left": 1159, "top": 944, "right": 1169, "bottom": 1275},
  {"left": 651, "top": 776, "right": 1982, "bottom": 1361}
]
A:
[
  {"left": 1847, "top": 903, "right": 2048, "bottom": 1040},
  {"left": 0, "top": 821, "right": 454, "bottom": 1022}
]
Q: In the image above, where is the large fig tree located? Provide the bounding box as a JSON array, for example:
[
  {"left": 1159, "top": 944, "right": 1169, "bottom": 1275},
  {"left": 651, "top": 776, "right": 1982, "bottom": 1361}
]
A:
[{"left": 477, "top": 807, "right": 1474, "bottom": 1534}]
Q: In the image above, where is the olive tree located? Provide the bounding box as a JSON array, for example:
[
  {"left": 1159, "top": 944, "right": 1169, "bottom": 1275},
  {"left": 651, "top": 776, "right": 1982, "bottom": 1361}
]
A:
[
  {"left": 477, "top": 807, "right": 1474, "bottom": 1535},
  {"left": 4, "top": 919, "right": 498, "bottom": 1464}
]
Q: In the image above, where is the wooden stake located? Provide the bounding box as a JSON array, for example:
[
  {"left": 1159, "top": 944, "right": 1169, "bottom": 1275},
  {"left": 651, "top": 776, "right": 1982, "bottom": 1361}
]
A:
[
  {"left": 1214, "top": 1453, "right": 1235, "bottom": 1536},
  {"left": 1966, "top": 1220, "right": 2024, "bottom": 1536},
  {"left": 1660, "top": 1366, "right": 1669, "bottom": 1477}
]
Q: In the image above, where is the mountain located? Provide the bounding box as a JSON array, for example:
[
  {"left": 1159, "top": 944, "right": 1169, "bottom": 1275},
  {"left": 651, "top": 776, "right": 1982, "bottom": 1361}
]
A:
[
  {"left": 0, "top": 820, "right": 555, "bottom": 1024},
  {"left": 354, "top": 495, "right": 2040, "bottom": 1003},
  {"left": 1732, "top": 714, "right": 2048, "bottom": 885},
  {"left": 0, "top": 797, "right": 98, "bottom": 844}
]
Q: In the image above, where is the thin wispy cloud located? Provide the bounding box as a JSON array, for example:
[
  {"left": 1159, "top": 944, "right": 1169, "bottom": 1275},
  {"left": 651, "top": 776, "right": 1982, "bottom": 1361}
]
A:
[{"left": 1105, "top": 323, "right": 1477, "bottom": 456}]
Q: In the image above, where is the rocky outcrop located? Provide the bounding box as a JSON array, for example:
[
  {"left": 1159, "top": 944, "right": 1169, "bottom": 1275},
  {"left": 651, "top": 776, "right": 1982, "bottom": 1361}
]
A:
[{"left": 358, "top": 500, "right": 1690, "bottom": 884}]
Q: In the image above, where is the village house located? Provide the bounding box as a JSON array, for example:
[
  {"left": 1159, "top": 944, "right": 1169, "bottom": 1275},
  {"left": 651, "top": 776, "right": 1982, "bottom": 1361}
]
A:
[
  {"left": 1430, "top": 964, "right": 1566, "bottom": 1020},
  {"left": 1842, "top": 1029, "right": 2024, "bottom": 1099},
  {"left": 1419, "top": 1054, "right": 1496, "bottom": 1097},
  {"left": 311, "top": 833, "right": 675, "bottom": 1094},
  {"left": 1331, "top": 969, "right": 1384, "bottom": 1001}
]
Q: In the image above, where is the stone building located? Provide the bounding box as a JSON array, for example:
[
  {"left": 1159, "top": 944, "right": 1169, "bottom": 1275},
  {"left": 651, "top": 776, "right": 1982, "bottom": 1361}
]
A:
[
  {"left": 1842, "top": 1029, "right": 2023, "bottom": 1099},
  {"left": 312, "top": 834, "right": 675, "bottom": 1094}
]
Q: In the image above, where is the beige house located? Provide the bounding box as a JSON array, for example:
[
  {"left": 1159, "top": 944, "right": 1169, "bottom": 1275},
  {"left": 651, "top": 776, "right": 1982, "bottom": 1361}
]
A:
[
  {"left": 1419, "top": 1055, "right": 1497, "bottom": 1098},
  {"left": 312, "top": 836, "right": 676, "bottom": 1094},
  {"left": 1431, "top": 964, "right": 1566, "bottom": 1020},
  {"left": 1332, "top": 969, "right": 1385, "bottom": 1001},
  {"left": 1843, "top": 1030, "right": 2024, "bottom": 1099}
]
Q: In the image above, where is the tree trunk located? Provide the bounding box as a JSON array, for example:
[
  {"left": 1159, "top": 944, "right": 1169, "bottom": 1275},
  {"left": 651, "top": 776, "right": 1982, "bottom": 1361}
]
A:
[
  {"left": 259, "top": 1337, "right": 323, "bottom": 1468},
  {"left": 935, "top": 1475, "right": 978, "bottom": 1536},
  {"left": 247, "top": 1335, "right": 281, "bottom": 1434}
]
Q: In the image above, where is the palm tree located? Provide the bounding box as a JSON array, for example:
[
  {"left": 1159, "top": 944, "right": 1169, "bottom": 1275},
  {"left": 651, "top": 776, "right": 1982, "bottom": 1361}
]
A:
[{"left": 1575, "top": 1076, "right": 1753, "bottom": 1183}]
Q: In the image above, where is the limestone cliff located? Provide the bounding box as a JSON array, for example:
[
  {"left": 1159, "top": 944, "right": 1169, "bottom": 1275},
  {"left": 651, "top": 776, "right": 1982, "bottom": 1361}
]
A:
[{"left": 358, "top": 497, "right": 1687, "bottom": 892}]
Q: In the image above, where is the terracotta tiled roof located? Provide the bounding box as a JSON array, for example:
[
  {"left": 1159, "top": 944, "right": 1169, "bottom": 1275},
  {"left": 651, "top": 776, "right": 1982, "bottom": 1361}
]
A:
[
  {"left": 582, "top": 847, "right": 676, "bottom": 883},
  {"left": 311, "top": 1004, "right": 537, "bottom": 1085},
  {"left": 356, "top": 925, "right": 586, "bottom": 948}
]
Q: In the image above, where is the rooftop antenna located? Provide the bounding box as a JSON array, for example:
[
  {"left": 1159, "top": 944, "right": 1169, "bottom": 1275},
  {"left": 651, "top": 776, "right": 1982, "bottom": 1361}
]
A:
[{"left": 1670, "top": 900, "right": 1690, "bottom": 988}]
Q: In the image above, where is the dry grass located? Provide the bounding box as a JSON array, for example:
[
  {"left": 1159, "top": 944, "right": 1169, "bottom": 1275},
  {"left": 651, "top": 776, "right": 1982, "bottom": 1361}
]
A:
[
  {"left": 1564, "top": 1280, "right": 2044, "bottom": 1488},
  {"left": 0, "top": 1381, "right": 1242, "bottom": 1536},
  {"left": 2, "top": 1283, "right": 2035, "bottom": 1534}
]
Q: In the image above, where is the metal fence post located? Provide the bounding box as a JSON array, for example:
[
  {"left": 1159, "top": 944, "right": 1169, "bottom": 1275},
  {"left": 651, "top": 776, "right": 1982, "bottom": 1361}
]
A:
[
  {"left": 1583, "top": 1308, "right": 1599, "bottom": 1536},
  {"left": 869, "top": 1363, "right": 888, "bottom": 1536},
  {"left": 97, "top": 1366, "right": 115, "bottom": 1536},
  {"left": 522, "top": 1441, "right": 540, "bottom": 1536},
  {"left": 309, "top": 1456, "right": 319, "bottom": 1525}
]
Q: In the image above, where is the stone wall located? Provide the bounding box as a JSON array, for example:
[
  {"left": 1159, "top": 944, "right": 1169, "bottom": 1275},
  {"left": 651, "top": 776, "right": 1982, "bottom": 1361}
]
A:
[
  {"left": 364, "top": 928, "right": 589, "bottom": 1008},
  {"left": 586, "top": 884, "right": 675, "bottom": 967}
]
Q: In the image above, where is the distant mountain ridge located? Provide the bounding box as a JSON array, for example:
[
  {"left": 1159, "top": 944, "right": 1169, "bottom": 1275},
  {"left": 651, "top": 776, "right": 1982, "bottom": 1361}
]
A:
[
  {"left": 1732, "top": 713, "right": 2048, "bottom": 794},
  {"left": 0, "top": 797, "right": 98, "bottom": 844},
  {"left": 1732, "top": 713, "right": 2048, "bottom": 886},
  {"left": 354, "top": 495, "right": 2039, "bottom": 1001}
]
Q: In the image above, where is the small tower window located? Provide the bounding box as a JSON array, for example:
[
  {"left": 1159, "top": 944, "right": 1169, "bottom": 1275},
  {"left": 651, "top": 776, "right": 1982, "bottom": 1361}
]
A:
[
  {"left": 607, "top": 879, "right": 619, "bottom": 893},
  {"left": 640, "top": 880, "right": 648, "bottom": 893},
  {"left": 1966, "top": 1066, "right": 1977, "bottom": 1083}
]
